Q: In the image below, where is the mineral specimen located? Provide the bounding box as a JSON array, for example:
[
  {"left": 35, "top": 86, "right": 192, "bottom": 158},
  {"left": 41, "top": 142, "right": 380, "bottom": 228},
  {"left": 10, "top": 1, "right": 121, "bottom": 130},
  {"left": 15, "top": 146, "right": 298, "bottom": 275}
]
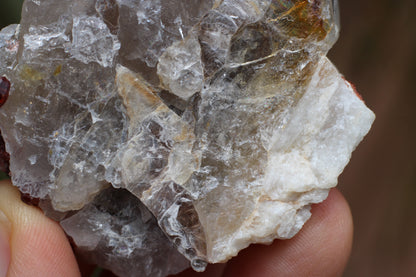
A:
[{"left": 0, "top": 0, "right": 375, "bottom": 276}]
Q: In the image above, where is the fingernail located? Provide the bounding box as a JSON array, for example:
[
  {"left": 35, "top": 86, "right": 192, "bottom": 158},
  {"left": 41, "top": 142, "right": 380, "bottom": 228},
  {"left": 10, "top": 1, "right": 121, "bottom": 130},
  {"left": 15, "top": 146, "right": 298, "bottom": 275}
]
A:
[{"left": 0, "top": 210, "right": 10, "bottom": 277}]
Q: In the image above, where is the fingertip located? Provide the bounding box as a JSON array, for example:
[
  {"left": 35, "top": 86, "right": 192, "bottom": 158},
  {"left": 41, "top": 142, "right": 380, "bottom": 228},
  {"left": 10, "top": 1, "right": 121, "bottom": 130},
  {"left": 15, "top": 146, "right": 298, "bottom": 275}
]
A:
[
  {"left": 299, "top": 188, "right": 354, "bottom": 276},
  {"left": 223, "top": 188, "right": 353, "bottom": 277},
  {"left": 0, "top": 180, "right": 80, "bottom": 277},
  {"left": 0, "top": 210, "right": 11, "bottom": 277}
]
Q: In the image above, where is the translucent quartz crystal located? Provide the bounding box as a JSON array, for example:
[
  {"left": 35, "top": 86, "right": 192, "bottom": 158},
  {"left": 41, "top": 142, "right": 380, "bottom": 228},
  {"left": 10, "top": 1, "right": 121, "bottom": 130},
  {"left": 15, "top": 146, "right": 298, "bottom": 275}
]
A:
[
  {"left": 61, "top": 188, "right": 189, "bottom": 277},
  {"left": 0, "top": 0, "right": 374, "bottom": 276}
]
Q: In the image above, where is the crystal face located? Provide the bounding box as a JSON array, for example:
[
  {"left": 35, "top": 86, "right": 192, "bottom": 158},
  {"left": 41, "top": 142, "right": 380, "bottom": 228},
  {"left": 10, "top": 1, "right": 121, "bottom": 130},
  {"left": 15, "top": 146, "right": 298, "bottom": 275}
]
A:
[{"left": 0, "top": 0, "right": 375, "bottom": 276}]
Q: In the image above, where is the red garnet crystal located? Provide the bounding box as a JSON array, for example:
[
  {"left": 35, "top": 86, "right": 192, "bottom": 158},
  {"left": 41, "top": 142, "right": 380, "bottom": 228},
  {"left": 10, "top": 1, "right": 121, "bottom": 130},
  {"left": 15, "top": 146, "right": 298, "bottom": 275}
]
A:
[
  {"left": 0, "top": 77, "right": 11, "bottom": 108},
  {"left": 0, "top": 130, "right": 9, "bottom": 174}
]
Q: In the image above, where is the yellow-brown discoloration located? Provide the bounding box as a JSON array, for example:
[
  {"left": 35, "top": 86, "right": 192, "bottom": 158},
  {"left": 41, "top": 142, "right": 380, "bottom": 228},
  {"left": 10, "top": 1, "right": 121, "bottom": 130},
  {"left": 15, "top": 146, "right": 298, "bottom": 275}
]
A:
[
  {"left": 116, "top": 66, "right": 164, "bottom": 129},
  {"left": 269, "top": 0, "right": 330, "bottom": 41},
  {"left": 212, "top": 0, "right": 222, "bottom": 9},
  {"left": 174, "top": 125, "right": 194, "bottom": 142},
  {"left": 53, "top": 65, "right": 62, "bottom": 76},
  {"left": 19, "top": 65, "right": 43, "bottom": 81},
  {"left": 117, "top": 69, "right": 161, "bottom": 107},
  {"left": 154, "top": 104, "right": 169, "bottom": 113},
  {"left": 249, "top": 1, "right": 262, "bottom": 15}
]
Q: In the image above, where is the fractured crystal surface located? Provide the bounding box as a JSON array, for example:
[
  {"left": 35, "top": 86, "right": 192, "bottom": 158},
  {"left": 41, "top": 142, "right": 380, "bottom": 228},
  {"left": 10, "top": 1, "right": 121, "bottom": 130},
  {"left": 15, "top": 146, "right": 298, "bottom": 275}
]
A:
[{"left": 61, "top": 188, "right": 189, "bottom": 277}]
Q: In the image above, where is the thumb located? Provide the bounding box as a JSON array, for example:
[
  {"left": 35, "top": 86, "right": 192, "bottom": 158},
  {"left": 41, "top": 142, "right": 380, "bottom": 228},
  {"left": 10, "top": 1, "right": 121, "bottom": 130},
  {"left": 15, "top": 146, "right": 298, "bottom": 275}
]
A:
[
  {"left": 0, "top": 180, "right": 80, "bottom": 277},
  {"left": 0, "top": 207, "right": 10, "bottom": 277}
]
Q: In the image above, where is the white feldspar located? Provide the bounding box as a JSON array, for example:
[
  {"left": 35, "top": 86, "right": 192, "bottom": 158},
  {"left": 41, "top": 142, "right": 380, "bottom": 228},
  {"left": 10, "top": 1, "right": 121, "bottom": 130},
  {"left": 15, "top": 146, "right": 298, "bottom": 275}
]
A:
[{"left": 197, "top": 57, "right": 374, "bottom": 262}]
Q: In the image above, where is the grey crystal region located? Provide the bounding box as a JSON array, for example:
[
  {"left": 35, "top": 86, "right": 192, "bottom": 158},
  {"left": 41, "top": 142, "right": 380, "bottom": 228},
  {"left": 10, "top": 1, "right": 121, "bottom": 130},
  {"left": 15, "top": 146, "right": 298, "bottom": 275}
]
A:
[
  {"left": 61, "top": 188, "right": 189, "bottom": 277},
  {"left": 0, "top": 0, "right": 374, "bottom": 276}
]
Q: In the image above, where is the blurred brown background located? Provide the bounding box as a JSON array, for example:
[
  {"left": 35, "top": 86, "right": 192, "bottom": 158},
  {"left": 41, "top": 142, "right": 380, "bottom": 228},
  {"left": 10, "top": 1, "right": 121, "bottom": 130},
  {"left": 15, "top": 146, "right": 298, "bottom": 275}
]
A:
[
  {"left": 329, "top": 0, "right": 416, "bottom": 276},
  {"left": 1, "top": 0, "right": 415, "bottom": 276}
]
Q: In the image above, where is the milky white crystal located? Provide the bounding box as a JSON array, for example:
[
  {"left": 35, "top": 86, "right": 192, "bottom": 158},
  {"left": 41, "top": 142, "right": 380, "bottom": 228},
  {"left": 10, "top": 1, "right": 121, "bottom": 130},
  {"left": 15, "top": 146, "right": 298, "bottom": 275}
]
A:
[{"left": 0, "top": 0, "right": 374, "bottom": 276}]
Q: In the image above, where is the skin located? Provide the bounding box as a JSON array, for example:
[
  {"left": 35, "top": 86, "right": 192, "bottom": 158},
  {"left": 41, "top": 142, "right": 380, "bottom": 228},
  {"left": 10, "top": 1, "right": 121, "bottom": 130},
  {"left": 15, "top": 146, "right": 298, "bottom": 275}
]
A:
[{"left": 0, "top": 180, "right": 352, "bottom": 277}]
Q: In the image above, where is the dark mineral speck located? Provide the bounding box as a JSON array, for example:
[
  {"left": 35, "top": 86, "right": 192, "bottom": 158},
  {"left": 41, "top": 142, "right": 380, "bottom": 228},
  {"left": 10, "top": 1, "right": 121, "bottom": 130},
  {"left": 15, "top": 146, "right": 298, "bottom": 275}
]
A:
[
  {"left": 0, "top": 130, "right": 10, "bottom": 174},
  {"left": 0, "top": 77, "right": 11, "bottom": 108}
]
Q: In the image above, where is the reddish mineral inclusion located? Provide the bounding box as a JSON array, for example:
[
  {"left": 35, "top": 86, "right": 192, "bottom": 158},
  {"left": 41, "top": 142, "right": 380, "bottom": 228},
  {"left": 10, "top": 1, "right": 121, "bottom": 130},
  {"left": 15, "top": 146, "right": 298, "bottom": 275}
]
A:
[
  {"left": 0, "top": 76, "right": 11, "bottom": 108},
  {"left": 0, "top": 131, "right": 9, "bottom": 174}
]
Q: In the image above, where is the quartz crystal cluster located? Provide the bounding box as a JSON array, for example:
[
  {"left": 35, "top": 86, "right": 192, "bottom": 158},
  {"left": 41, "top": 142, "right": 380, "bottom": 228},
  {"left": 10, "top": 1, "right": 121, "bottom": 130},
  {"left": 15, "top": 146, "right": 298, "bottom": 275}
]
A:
[{"left": 0, "top": 0, "right": 375, "bottom": 276}]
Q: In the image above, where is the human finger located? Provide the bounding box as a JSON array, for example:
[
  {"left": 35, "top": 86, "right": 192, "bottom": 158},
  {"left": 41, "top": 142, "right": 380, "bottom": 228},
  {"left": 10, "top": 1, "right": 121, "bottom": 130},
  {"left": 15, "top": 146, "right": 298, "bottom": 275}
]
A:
[{"left": 0, "top": 180, "right": 80, "bottom": 277}]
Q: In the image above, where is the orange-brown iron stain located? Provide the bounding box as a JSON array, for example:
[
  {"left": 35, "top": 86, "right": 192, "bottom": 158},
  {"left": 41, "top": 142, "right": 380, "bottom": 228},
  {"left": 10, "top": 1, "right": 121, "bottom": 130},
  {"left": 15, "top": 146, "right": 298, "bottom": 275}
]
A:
[
  {"left": 120, "top": 71, "right": 161, "bottom": 107},
  {"left": 270, "top": 0, "right": 330, "bottom": 41}
]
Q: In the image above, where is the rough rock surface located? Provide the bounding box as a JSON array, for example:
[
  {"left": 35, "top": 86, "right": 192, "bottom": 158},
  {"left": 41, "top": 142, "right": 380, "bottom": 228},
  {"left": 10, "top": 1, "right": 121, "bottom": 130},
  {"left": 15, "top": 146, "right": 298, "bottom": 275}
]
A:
[
  {"left": 0, "top": 0, "right": 374, "bottom": 276},
  {"left": 61, "top": 188, "right": 189, "bottom": 277}
]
